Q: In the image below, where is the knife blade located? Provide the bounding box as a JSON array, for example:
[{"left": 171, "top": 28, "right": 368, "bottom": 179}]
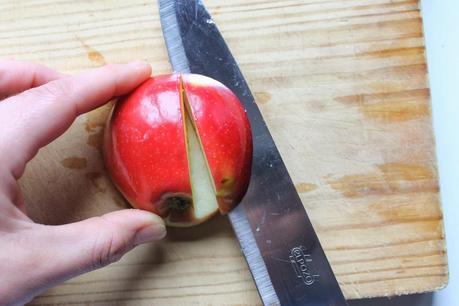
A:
[{"left": 158, "top": 1, "right": 348, "bottom": 305}]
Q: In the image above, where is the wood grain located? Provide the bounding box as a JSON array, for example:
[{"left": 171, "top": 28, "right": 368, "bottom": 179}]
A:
[{"left": 0, "top": 0, "right": 447, "bottom": 304}]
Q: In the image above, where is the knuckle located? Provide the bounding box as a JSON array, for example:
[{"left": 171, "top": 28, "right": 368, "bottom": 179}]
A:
[
  {"left": 23, "top": 78, "right": 78, "bottom": 116},
  {"left": 38, "top": 79, "right": 74, "bottom": 98}
]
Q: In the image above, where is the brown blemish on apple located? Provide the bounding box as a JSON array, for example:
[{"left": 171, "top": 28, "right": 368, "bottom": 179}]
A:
[
  {"left": 295, "top": 183, "right": 318, "bottom": 193},
  {"left": 254, "top": 91, "right": 272, "bottom": 105},
  {"left": 218, "top": 177, "right": 235, "bottom": 196},
  {"left": 61, "top": 157, "right": 87, "bottom": 170},
  {"left": 85, "top": 172, "right": 107, "bottom": 193},
  {"left": 328, "top": 163, "right": 438, "bottom": 198},
  {"left": 336, "top": 88, "right": 430, "bottom": 123}
]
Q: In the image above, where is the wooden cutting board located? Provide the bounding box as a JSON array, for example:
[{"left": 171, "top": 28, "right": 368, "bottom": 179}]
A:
[{"left": 0, "top": 0, "right": 448, "bottom": 304}]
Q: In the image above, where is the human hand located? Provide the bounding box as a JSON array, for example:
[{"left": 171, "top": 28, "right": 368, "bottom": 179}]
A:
[{"left": 0, "top": 60, "right": 167, "bottom": 306}]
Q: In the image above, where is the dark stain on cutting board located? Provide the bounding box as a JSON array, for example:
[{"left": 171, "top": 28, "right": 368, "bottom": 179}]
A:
[
  {"left": 254, "top": 91, "right": 272, "bottom": 105},
  {"left": 295, "top": 183, "right": 318, "bottom": 193},
  {"left": 75, "top": 35, "right": 106, "bottom": 66},
  {"left": 336, "top": 88, "right": 430, "bottom": 123},
  {"left": 84, "top": 102, "right": 113, "bottom": 133},
  {"left": 60, "top": 157, "right": 87, "bottom": 169},
  {"left": 85, "top": 172, "right": 107, "bottom": 193},
  {"left": 83, "top": 43, "right": 105, "bottom": 66},
  {"left": 85, "top": 102, "right": 114, "bottom": 154},
  {"left": 329, "top": 163, "right": 438, "bottom": 198},
  {"left": 87, "top": 133, "right": 104, "bottom": 154}
]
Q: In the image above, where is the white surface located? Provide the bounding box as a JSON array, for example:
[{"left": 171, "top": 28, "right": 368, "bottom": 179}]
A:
[
  {"left": 349, "top": 0, "right": 458, "bottom": 305},
  {"left": 424, "top": 0, "right": 459, "bottom": 304}
]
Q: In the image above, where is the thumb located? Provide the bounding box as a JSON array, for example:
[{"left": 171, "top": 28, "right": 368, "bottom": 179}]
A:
[{"left": 40, "top": 209, "right": 166, "bottom": 282}]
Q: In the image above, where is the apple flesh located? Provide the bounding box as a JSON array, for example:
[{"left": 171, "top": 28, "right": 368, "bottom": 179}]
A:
[
  {"left": 104, "top": 73, "right": 252, "bottom": 227},
  {"left": 182, "top": 110, "right": 219, "bottom": 226}
]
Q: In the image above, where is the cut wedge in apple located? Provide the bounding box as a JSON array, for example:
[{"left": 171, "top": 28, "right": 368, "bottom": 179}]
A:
[
  {"left": 184, "top": 108, "right": 219, "bottom": 221},
  {"left": 104, "top": 73, "right": 252, "bottom": 227},
  {"left": 165, "top": 87, "right": 220, "bottom": 227}
]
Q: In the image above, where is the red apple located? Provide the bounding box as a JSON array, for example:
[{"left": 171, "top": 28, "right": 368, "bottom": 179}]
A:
[{"left": 104, "top": 73, "right": 252, "bottom": 227}]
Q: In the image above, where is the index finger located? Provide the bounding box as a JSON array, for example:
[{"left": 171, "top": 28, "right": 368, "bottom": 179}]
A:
[
  {"left": 0, "top": 60, "right": 65, "bottom": 98},
  {"left": 0, "top": 61, "right": 152, "bottom": 178}
]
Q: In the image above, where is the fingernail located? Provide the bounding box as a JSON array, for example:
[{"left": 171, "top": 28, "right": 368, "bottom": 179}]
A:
[{"left": 134, "top": 222, "right": 167, "bottom": 245}]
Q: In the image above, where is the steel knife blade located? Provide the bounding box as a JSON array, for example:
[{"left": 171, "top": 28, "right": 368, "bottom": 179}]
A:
[{"left": 158, "top": 1, "right": 348, "bottom": 305}]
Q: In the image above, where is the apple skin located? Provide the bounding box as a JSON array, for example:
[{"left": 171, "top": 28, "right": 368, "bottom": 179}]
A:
[
  {"left": 182, "top": 74, "right": 253, "bottom": 214},
  {"left": 104, "top": 73, "right": 252, "bottom": 226},
  {"left": 104, "top": 74, "right": 193, "bottom": 223}
]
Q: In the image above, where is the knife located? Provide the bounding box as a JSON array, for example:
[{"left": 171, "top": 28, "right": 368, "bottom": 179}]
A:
[{"left": 158, "top": 1, "right": 348, "bottom": 305}]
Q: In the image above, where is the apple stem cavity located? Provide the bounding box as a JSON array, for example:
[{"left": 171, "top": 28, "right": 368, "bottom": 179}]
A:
[{"left": 167, "top": 196, "right": 191, "bottom": 212}]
